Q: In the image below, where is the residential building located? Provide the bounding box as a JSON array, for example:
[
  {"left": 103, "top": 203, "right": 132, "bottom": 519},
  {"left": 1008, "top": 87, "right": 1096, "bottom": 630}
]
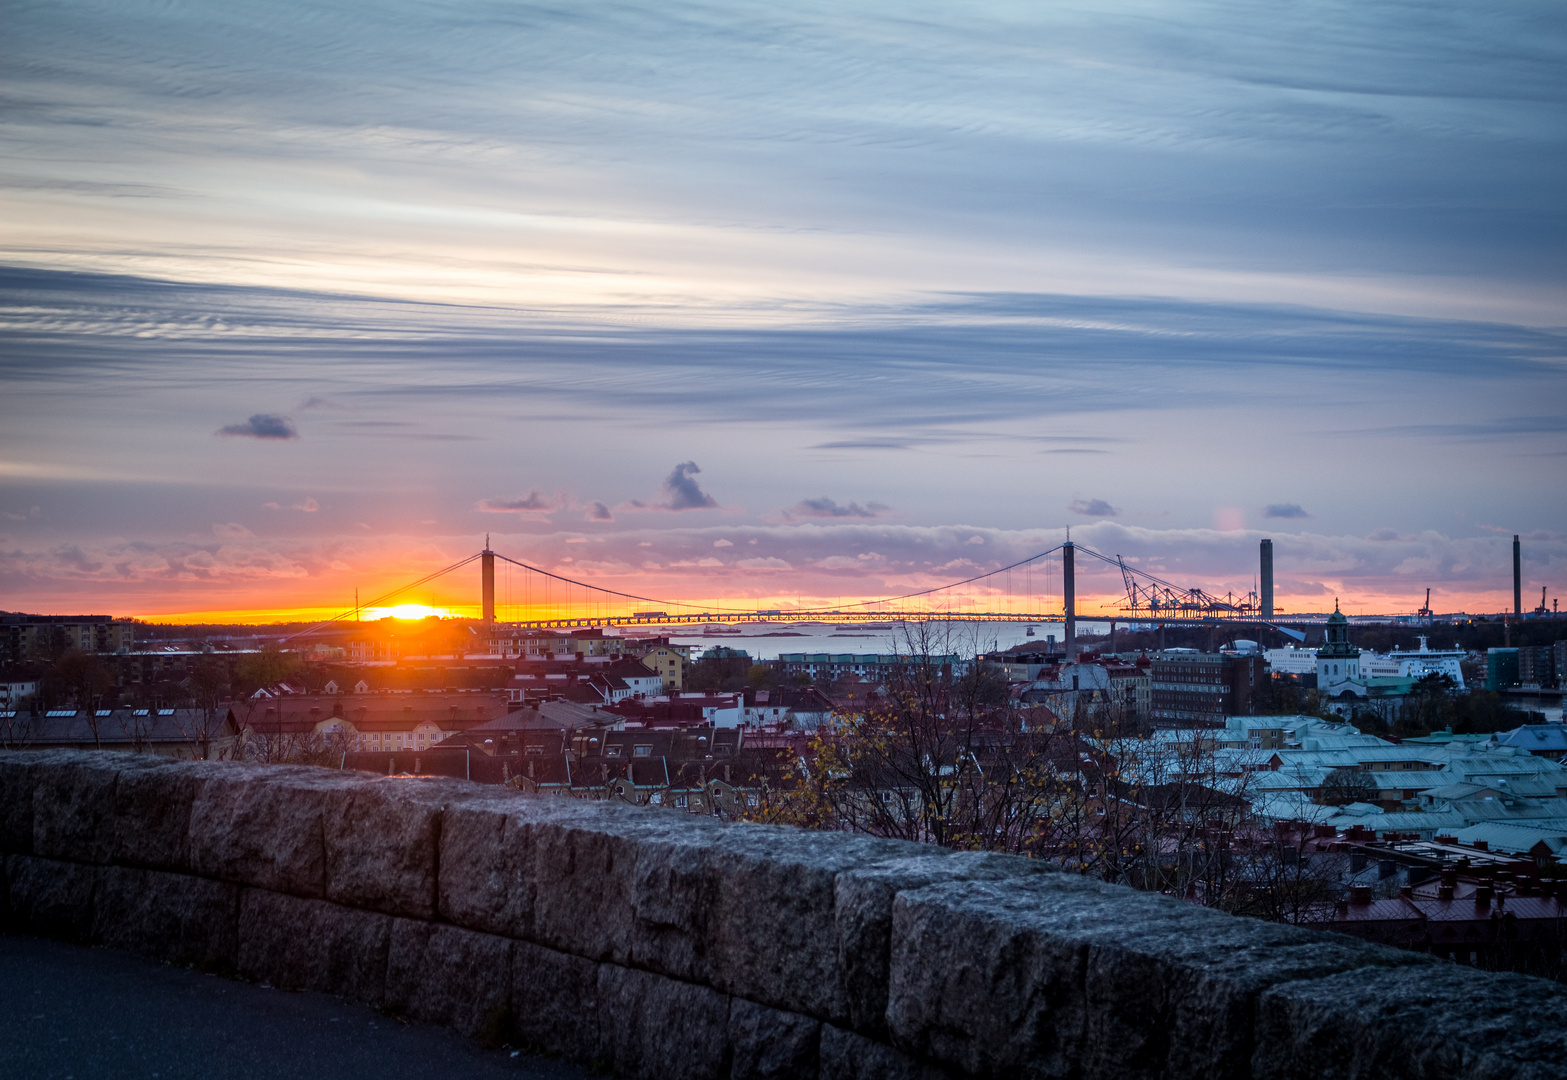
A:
[
  {"left": 237, "top": 691, "right": 510, "bottom": 755},
  {"left": 772, "top": 653, "right": 965, "bottom": 682},
  {"left": 1, "top": 613, "right": 135, "bottom": 661},
  {"left": 1018, "top": 661, "right": 1111, "bottom": 719},
  {"left": 605, "top": 692, "right": 743, "bottom": 728},
  {"left": 0, "top": 679, "right": 39, "bottom": 709},
  {"left": 1486, "top": 648, "right": 1520, "bottom": 691},
  {"left": 639, "top": 644, "right": 691, "bottom": 691},
  {"left": 1492, "top": 725, "right": 1567, "bottom": 761},
  {"left": 0, "top": 706, "right": 240, "bottom": 759},
  {"left": 740, "top": 686, "right": 836, "bottom": 729},
  {"left": 1149, "top": 651, "right": 1268, "bottom": 726},
  {"left": 1263, "top": 646, "right": 1318, "bottom": 678},
  {"left": 1517, "top": 645, "right": 1557, "bottom": 690}
]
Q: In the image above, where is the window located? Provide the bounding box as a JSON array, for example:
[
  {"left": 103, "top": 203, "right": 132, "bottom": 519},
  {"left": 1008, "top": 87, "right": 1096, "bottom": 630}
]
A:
[
  {"left": 633, "top": 745, "right": 652, "bottom": 757},
  {"left": 606, "top": 746, "right": 623, "bottom": 757}
]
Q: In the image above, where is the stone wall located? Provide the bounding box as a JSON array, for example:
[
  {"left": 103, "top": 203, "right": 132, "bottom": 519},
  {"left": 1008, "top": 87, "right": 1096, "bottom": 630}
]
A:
[{"left": 2, "top": 750, "right": 1564, "bottom": 1080}]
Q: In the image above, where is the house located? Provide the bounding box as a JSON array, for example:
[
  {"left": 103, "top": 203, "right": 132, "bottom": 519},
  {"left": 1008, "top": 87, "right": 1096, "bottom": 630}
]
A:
[
  {"left": 1, "top": 706, "right": 240, "bottom": 759},
  {"left": 638, "top": 644, "right": 691, "bottom": 691},
  {"left": 741, "top": 686, "right": 836, "bottom": 729},
  {"left": 605, "top": 692, "right": 743, "bottom": 728},
  {"left": 237, "top": 691, "right": 510, "bottom": 756},
  {"left": 1492, "top": 725, "right": 1567, "bottom": 761}
]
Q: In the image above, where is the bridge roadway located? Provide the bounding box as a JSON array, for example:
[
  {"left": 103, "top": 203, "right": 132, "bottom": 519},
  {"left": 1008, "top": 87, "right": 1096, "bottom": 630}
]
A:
[
  {"left": 1, "top": 934, "right": 588, "bottom": 1080},
  {"left": 494, "top": 610, "right": 1346, "bottom": 630}
]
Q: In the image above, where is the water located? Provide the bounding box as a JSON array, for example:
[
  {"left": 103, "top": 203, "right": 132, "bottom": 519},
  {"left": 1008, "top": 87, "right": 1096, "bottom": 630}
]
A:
[
  {"left": 635, "top": 619, "right": 1084, "bottom": 661},
  {"left": 1503, "top": 694, "right": 1565, "bottom": 724}
]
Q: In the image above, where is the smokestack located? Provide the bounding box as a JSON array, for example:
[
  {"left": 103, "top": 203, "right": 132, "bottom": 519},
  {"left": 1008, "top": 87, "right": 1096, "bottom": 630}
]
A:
[
  {"left": 1063, "top": 541, "right": 1076, "bottom": 660},
  {"left": 1260, "top": 539, "right": 1274, "bottom": 619},
  {"left": 482, "top": 542, "right": 496, "bottom": 625},
  {"left": 1514, "top": 534, "right": 1522, "bottom": 617}
]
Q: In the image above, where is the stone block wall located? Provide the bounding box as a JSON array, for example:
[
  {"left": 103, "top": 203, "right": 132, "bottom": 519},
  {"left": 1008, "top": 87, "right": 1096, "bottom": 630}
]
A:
[{"left": 2, "top": 750, "right": 1564, "bottom": 1080}]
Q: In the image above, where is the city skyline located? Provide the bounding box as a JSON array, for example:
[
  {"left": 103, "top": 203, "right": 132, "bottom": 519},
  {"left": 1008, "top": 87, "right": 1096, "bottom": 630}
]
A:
[{"left": 2, "top": 1, "right": 1564, "bottom": 621}]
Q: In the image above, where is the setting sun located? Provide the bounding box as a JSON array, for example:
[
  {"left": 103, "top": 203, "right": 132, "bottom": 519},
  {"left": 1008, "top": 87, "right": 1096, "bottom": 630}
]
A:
[{"left": 364, "top": 603, "right": 458, "bottom": 621}]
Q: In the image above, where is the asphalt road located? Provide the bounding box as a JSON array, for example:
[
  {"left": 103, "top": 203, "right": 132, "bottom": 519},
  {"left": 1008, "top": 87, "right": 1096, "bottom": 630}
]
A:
[{"left": 1, "top": 934, "right": 592, "bottom": 1080}]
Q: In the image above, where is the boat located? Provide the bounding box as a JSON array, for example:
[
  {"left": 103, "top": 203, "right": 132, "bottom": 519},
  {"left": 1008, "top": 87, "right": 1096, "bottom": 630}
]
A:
[
  {"left": 703, "top": 625, "right": 743, "bottom": 635},
  {"left": 1025, "top": 626, "right": 1036, "bottom": 637}
]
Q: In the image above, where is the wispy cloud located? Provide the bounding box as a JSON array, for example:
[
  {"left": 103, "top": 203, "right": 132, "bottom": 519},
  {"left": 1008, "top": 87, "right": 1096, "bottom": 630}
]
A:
[
  {"left": 1265, "top": 503, "right": 1311, "bottom": 519},
  {"left": 1069, "top": 498, "right": 1118, "bottom": 517},
  {"left": 216, "top": 413, "right": 298, "bottom": 440},
  {"left": 477, "top": 490, "right": 562, "bottom": 515},
  {"left": 264, "top": 497, "right": 319, "bottom": 512},
  {"left": 783, "top": 497, "right": 889, "bottom": 520}
]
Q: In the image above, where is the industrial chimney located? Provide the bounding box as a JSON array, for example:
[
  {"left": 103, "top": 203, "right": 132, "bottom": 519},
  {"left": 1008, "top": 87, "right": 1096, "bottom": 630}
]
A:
[
  {"left": 1260, "top": 539, "right": 1274, "bottom": 619},
  {"left": 1513, "top": 534, "right": 1521, "bottom": 617}
]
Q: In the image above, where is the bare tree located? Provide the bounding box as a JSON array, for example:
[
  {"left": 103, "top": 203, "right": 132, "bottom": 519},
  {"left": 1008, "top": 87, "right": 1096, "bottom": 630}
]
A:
[
  {"left": 0, "top": 704, "right": 35, "bottom": 750},
  {"left": 117, "top": 708, "right": 157, "bottom": 754},
  {"left": 1321, "top": 767, "right": 1377, "bottom": 806},
  {"left": 51, "top": 651, "right": 113, "bottom": 748},
  {"left": 759, "top": 623, "right": 1071, "bottom": 854},
  {"left": 182, "top": 656, "right": 232, "bottom": 760}
]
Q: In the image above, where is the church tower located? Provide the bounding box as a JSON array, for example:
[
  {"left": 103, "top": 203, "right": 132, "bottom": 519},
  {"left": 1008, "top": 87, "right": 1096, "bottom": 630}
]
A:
[{"left": 1315, "top": 600, "right": 1361, "bottom": 693}]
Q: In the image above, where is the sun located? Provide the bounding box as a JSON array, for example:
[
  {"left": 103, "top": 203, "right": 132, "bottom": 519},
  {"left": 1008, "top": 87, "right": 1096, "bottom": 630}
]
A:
[{"left": 365, "top": 603, "right": 455, "bottom": 621}]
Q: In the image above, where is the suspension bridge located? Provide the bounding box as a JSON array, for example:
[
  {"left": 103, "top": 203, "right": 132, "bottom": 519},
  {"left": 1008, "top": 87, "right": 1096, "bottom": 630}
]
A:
[{"left": 289, "top": 538, "right": 1321, "bottom": 650}]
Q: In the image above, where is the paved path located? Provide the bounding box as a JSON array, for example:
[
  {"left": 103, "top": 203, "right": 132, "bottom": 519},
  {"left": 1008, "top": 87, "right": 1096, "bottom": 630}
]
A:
[{"left": 1, "top": 934, "right": 591, "bottom": 1080}]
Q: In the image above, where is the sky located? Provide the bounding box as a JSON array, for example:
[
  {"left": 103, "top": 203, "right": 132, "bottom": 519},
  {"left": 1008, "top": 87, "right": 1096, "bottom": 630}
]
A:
[{"left": 1, "top": 0, "right": 1564, "bottom": 622}]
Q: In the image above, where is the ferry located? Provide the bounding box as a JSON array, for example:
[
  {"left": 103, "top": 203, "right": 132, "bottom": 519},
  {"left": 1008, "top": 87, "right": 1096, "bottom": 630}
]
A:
[
  {"left": 703, "top": 625, "right": 744, "bottom": 635},
  {"left": 1360, "top": 636, "right": 1467, "bottom": 688}
]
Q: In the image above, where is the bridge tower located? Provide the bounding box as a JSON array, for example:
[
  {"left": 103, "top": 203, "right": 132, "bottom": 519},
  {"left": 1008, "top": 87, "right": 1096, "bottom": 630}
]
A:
[
  {"left": 1063, "top": 541, "right": 1076, "bottom": 659},
  {"left": 482, "top": 536, "right": 495, "bottom": 625}
]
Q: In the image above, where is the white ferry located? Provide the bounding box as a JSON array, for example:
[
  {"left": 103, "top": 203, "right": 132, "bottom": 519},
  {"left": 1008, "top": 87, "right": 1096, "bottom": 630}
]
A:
[{"left": 1359, "top": 636, "right": 1466, "bottom": 688}]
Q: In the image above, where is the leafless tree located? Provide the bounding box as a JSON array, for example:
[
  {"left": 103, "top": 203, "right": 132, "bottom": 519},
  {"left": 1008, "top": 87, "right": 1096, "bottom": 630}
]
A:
[
  {"left": 51, "top": 651, "right": 113, "bottom": 748},
  {"left": 0, "top": 706, "right": 35, "bottom": 750}
]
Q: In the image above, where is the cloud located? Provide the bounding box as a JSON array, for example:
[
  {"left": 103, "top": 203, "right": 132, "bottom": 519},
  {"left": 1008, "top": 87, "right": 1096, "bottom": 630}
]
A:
[
  {"left": 3, "top": 506, "right": 41, "bottom": 522},
  {"left": 298, "top": 397, "right": 345, "bottom": 410},
  {"left": 216, "top": 414, "right": 298, "bottom": 440},
  {"left": 785, "top": 497, "right": 889, "bottom": 520},
  {"left": 477, "top": 490, "right": 560, "bottom": 515},
  {"left": 212, "top": 523, "right": 254, "bottom": 538},
  {"left": 52, "top": 544, "right": 102, "bottom": 574},
  {"left": 585, "top": 501, "right": 614, "bottom": 522},
  {"left": 1069, "top": 498, "right": 1118, "bottom": 517},
  {"left": 713, "top": 539, "right": 734, "bottom": 548},
  {"left": 263, "top": 497, "right": 319, "bottom": 512},
  {"left": 1264, "top": 503, "right": 1310, "bottom": 519},
  {"left": 628, "top": 462, "right": 720, "bottom": 511},
  {"left": 811, "top": 440, "right": 914, "bottom": 451}
]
